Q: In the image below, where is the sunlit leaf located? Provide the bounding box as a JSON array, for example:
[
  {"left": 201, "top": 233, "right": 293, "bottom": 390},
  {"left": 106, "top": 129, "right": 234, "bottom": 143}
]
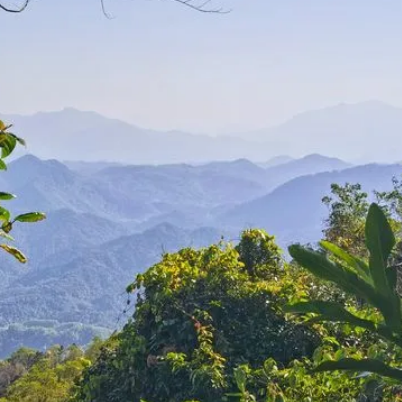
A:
[{"left": 0, "top": 244, "right": 27, "bottom": 263}]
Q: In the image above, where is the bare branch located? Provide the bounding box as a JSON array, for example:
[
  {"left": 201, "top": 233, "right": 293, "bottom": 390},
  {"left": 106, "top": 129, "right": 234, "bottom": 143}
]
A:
[
  {"left": 0, "top": 0, "right": 30, "bottom": 13},
  {"left": 0, "top": 0, "right": 230, "bottom": 14},
  {"left": 171, "top": 0, "right": 230, "bottom": 13},
  {"left": 100, "top": 0, "right": 114, "bottom": 19}
]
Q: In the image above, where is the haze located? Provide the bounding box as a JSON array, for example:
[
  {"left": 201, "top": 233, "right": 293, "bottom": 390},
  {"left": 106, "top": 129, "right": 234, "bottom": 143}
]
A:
[{"left": 2, "top": 0, "right": 402, "bottom": 134}]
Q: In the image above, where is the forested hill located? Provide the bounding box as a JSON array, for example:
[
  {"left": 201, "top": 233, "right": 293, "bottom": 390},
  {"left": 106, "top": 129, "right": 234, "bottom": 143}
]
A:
[{"left": 0, "top": 154, "right": 400, "bottom": 356}]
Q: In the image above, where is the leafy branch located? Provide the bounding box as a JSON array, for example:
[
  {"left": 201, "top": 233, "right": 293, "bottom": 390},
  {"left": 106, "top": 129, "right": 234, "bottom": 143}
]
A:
[{"left": 0, "top": 120, "right": 46, "bottom": 263}]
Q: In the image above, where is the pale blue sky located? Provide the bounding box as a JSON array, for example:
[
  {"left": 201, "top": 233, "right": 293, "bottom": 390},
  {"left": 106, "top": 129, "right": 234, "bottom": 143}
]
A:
[{"left": 1, "top": 0, "right": 402, "bottom": 133}]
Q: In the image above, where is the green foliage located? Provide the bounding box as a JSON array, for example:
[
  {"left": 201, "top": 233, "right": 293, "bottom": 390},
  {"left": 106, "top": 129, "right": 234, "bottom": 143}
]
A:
[
  {"left": 287, "top": 202, "right": 402, "bottom": 385},
  {"left": 322, "top": 183, "right": 369, "bottom": 256},
  {"left": 8, "top": 180, "right": 402, "bottom": 401},
  {"left": 0, "top": 347, "right": 42, "bottom": 397},
  {"left": 0, "top": 120, "right": 45, "bottom": 263},
  {"left": 235, "top": 229, "right": 282, "bottom": 279},
  {"left": 0, "top": 342, "right": 103, "bottom": 402},
  {"left": 77, "top": 231, "right": 320, "bottom": 402},
  {"left": 0, "top": 321, "right": 111, "bottom": 360}
]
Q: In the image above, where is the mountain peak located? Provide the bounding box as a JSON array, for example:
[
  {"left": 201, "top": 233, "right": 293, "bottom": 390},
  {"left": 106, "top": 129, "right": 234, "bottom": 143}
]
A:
[
  {"left": 13, "top": 153, "right": 42, "bottom": 165},
  {"left": 11, "top": 154, "right": 70, "bottom": 170},
  {"left": 301, "top": 153, "right": 341, "bottom": 162},
  {"left": 8, "top": 155, "right": 75, "bottom": 189}
]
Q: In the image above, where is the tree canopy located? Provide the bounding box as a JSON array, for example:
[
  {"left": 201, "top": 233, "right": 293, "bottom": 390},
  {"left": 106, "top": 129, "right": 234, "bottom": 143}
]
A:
[
  {"left": 77, "top": 230, "right": 320, "bottom": 402},
  {"left": 3, "top": 189, "right": 402, "bottom": 400}
]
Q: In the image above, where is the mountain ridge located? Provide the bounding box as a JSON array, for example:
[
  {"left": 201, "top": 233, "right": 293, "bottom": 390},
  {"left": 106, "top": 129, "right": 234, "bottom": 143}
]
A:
[
  {"left": 234, "top": 101, "right": 402, "bottom": 162},
  {"left": 4, "top": 100, "right": 401, "bottom": 163}
]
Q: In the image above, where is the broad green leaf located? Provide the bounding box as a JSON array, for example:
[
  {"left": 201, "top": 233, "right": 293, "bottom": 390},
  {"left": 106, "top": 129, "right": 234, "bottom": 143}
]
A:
[
  {"left": 14, "top": 212, "right": 46, "bottom": 223},
  {"left": 386, "top": 266, "right": 398, "bottom": 292},
  {"left": 288, "top": 245, "right": 382, "bottom": 308},
  {"left": 0, "top": 192, "right": 15, "bottom": 201},
  {"left": 365, "top": 203, "right": 400, "bottom": 329},
  {"left": 314, "top": 358, "right": 402, "bottom": 382},
  {"left": 0, "top": 160, "right": 7, "bottom": 170},
  {"left": 0, "top": 244, "right": 27, "bottom": 263},
  {"left": 365, "top": 203, "right": 395, "bottom": 294},
  {"left": 285, "top": 301, "right": 377, "bottom": 332},
  {"left": 320, "top": 240, "right": 370, "bottom": 282}
]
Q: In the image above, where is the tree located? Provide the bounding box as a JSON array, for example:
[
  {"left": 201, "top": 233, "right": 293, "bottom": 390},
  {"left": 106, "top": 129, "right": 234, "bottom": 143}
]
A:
[
  {"left": 0, "top": 0, "right": 229, "bottom": 14},
  {"left": 0, "top": 352, "right": 91, "bottom": 402},
  {"left": 0, "top": 121, "right": 45, "bottom": 264},
  {"left": 322, "top": 183, "right": 370, "bottom": 257},
  {"left": 0, "top": 340, "right": 104, "bottom": 402},
  {"left": 77, "top": 231, "right": 320, "bottom": 402},
  {"left": 0, "top": 348, "right": 42, "bottom": 397}
]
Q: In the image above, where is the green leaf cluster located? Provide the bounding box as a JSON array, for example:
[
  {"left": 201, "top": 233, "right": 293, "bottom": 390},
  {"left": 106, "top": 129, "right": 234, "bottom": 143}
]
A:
[{"left": 0, "top": 120, "right": 45, "bottom": 263}]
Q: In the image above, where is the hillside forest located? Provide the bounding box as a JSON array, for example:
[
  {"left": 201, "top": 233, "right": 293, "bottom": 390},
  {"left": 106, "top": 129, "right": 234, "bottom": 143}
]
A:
[{"left": 2, "top": 111, "right": 402, "bottom": 402}]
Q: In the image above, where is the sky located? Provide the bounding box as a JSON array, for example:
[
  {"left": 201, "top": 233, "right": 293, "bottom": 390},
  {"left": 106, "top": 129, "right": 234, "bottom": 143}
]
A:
[{"left": 2, "top": 0, "right": 402, "bottom": 133}]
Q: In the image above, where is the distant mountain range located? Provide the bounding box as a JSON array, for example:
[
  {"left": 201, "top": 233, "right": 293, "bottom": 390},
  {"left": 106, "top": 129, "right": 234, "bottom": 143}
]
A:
[
  {"left": 2, "top": 153, "right": 349, "bottom": 226},
  {"left": 220, "top": 163, "right": 402, "bottom": 244},
  {"left": 235, "top": 100, "right": 402, "bottom": 163},
  {"left": 0, "top": 150, "right": 400, "bottom": 356},
  {"left": 2, "top": 100, "right": 402, "bottom": 163},
  {"left": 1, "top": 108, "right": 265, "bottom": 164}
]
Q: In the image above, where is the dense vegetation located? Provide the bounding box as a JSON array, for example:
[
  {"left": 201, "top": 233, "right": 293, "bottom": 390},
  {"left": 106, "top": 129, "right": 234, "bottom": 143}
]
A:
[
  {"left": 4, "top": 119, "right": 402, "bottom": 400},
  {"left": 0, "top": 341, "right": 103, "bottom": 402},
  {"left": 1, "top": 179, "right": 402, "bottom": 400},
  {"left": 0, "top": 138, "right": 380, "bottom": 354}
]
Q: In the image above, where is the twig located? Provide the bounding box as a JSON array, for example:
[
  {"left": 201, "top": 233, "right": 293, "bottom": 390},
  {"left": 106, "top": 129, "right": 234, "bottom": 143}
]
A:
[
  {"left": 171, "top": 0, "right": 230, "bottom": 13},
  {"left": 0, "top": 0, "right": 30, "bottom": 13},
  {"left": 0, "top": 0, "right": 230, "bottom": 15}
]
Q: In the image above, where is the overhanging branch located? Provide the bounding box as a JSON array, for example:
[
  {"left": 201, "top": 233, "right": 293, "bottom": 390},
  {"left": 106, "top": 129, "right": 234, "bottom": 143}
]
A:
[
  {"left": 171, "top": 0, "right": 230, "bottom": 13},
  {"left": 0, "top": 0, "right": 230, "bottom": 15},
  {"left": 0, "top": 0, "right": 30, "bottom": 12}
]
